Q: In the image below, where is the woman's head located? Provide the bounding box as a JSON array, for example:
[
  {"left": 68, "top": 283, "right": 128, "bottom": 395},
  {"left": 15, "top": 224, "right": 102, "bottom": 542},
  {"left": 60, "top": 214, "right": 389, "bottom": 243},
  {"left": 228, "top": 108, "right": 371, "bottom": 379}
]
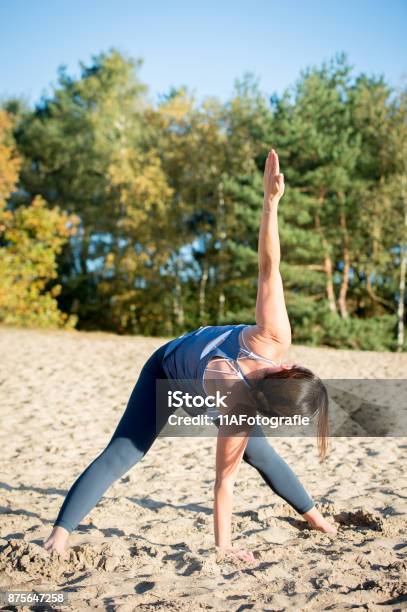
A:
[{"left": 247, "top": 364, "right": 330, "bottom": 461}]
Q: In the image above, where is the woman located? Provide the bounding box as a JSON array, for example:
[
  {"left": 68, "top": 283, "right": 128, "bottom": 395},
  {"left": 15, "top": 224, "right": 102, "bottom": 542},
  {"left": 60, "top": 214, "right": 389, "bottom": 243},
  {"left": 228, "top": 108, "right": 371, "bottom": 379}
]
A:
[{"left": 44, "top": 149, "right": 336, "bottom": 564}]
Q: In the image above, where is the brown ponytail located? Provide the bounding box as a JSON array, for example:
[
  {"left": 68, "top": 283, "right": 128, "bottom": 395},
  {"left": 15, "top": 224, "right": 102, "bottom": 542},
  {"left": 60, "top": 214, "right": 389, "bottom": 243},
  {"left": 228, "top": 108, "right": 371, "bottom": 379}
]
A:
[{"left": 251, "top": 365, "right": 330, "bottom": 462}]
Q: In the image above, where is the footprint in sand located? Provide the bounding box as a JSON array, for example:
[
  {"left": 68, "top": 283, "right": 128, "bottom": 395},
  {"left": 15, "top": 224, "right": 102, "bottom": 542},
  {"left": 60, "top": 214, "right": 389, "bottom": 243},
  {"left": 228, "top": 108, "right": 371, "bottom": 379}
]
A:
[{"left": 334, "top": 509, "right": 384, "bottom": 531}]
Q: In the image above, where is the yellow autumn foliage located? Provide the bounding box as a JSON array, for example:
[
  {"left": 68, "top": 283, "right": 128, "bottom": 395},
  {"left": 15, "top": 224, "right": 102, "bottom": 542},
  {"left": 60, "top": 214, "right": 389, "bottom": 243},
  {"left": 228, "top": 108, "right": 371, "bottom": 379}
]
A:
[{"left": 0, "top": 110, "right": 79, "bottom": 328}]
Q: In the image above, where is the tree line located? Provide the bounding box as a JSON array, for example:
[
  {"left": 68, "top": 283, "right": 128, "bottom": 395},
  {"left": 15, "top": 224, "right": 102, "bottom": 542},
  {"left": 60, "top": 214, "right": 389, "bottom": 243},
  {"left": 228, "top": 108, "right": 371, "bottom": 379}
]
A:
[{"left": 1, "top": 50, "right": 406, "bottom": 350}]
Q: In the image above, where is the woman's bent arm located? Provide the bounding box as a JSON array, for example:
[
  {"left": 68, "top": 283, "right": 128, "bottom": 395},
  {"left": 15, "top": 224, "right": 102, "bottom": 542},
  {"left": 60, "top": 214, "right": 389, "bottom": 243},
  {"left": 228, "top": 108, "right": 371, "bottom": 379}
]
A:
[{"left": 214, "top": 423, "right": 251, "bottom": 550}]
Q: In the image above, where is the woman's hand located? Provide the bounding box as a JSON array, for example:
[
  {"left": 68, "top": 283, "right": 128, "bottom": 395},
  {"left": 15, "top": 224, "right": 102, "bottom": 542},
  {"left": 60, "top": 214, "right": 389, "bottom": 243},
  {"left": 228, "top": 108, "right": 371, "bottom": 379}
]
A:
[
  {"left": 263, "top": 148, "right": 285, "bottom": 206},
  {"left": 217, "top": 546, "right": 256, "bottom": 564}
]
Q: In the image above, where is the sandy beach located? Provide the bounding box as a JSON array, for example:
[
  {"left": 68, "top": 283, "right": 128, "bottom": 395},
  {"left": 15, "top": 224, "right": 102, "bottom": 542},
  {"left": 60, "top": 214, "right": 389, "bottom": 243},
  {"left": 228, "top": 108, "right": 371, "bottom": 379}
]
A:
[{"left": 0, "top": 326, "right": 406, "bottom": 611}]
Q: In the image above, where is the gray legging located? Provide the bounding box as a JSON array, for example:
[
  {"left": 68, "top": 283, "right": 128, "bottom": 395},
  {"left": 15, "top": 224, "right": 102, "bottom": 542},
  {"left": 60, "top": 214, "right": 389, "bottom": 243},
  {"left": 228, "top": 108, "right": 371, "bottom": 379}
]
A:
[{"left": 54, "top": 343, "right": 314, "bottom": 533}]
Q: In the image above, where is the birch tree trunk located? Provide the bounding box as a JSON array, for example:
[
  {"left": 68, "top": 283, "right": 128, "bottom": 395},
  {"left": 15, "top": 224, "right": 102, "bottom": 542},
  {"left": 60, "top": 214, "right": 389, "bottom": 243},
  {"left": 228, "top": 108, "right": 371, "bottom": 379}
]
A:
[
  {"left": 217, "top": 180, "right": 226, "bottom": 323},
  {"left": 338, "top": 197, "right": 350, "bottom": 319},
  {"left": 173, "top": 257, "right": 184, "bottom": 328},
  {"left": 397, "top": 175, "right": 407, "bottom": 351},
  {"left": 199, "top": 258, "right": 209, "bottom": 323},
  {"left": 315, "top": 210, "right": 337, "bottom": 314}
]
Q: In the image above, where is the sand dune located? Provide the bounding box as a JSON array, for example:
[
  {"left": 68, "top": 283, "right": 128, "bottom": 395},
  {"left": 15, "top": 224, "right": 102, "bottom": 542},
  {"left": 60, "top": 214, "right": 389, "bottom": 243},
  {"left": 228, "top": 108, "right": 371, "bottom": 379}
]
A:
[{"left": 0, "top": 326, "right": 406, "bottom": 611}]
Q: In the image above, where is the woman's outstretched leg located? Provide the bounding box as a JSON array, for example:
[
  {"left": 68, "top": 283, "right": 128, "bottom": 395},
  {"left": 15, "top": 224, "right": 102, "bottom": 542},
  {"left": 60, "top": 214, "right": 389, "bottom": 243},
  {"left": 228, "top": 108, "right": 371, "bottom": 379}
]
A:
[
  {"left": 44, "top": 344, "right": 173, "bottom": 553},
  {"left": 243, "top": 425, "right": 314, "bottom": 513},
  {"left": 243, "top": 425, "right": 336, "bottom": 533}
]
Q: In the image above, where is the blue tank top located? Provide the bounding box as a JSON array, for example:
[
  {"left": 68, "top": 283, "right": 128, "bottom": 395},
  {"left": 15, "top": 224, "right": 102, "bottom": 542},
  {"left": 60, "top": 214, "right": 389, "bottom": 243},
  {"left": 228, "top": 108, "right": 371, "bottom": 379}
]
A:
[
  {"left": 162, "top": 324, "right": 245, "bottom": 393},
  {"left": 161, "top": 324, "right": 280, "bottom": 417}
]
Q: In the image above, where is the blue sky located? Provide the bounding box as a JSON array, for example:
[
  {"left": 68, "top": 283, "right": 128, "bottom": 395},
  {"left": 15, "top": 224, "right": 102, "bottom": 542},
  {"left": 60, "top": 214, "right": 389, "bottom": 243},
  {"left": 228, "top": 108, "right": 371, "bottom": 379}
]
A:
[{"left": 0, "top": 0, "right": 406, "bottom": 107}]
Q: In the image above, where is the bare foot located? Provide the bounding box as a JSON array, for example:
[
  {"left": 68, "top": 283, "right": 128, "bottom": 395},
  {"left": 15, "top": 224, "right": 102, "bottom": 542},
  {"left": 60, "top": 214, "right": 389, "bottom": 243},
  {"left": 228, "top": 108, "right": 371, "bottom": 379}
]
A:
[
  {"left": 302, "top": 506, "right": 337, "bottom": 535},
  {"left": 43, "top": 526, "right": 69, "bottom": 559}
]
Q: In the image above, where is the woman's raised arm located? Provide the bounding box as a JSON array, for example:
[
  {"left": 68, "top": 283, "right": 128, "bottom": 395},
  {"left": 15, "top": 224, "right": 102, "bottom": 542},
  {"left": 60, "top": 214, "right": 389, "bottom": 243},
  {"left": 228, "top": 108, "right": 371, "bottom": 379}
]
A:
[{"left": 244, "top": 149, "right": 292, "bottom": 357}]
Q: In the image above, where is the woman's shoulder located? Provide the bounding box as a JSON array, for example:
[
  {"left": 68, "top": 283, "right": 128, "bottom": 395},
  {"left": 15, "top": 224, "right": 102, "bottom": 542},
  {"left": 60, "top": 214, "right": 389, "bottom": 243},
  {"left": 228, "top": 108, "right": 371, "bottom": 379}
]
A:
[{"left": 240, "top": 324, "right": 289, "bottom": 362}]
